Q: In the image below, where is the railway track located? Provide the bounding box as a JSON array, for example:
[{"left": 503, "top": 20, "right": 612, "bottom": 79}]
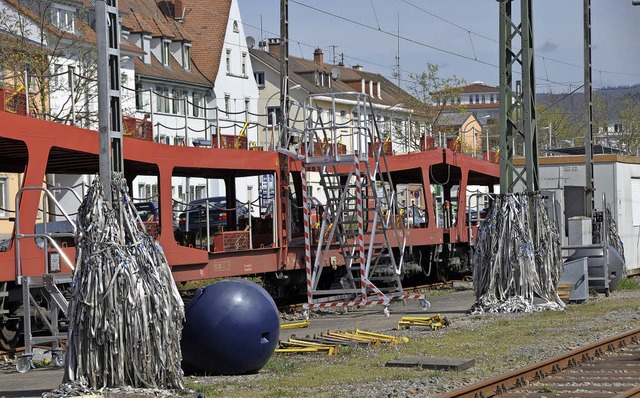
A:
[{"left": 441, "top": 327, "right": 640, "bottom": 398}]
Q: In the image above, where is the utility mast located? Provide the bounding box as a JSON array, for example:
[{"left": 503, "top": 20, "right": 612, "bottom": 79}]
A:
[
  {"left": 96, "top": 0, "right": 123, "bottom": 203},
  {"left": 498, "top": 0, "right": 538, "bottom": 193}
]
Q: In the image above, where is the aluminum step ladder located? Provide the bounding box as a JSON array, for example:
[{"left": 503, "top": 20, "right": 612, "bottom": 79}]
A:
[
  {"left": 14, "top": 186, "right": 80, "bottom": 372},
  {"left": 283, "top": 92, "right": 428, "bottom": 315}
]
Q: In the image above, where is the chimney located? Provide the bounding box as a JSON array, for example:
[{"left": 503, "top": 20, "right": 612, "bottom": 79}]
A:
[
  {"left": 173, "top": 0, "right": 184, "bottom": 20},
  {"left": 353, "top": 64, "right": 363, "bottom": 71},
  {"left": 268, "top": 38, "right": 281, "bottom": 55},
  {"left": 314, "top": 48, "right": 324, "bottom": 65},
  {"left": 258, "top": 40, "right": 267, "bottom": 51}
]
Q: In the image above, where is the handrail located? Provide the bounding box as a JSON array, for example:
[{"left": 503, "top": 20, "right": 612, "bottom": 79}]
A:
[{"left": 15, "top": 186, "right": 82, "bottom": 281}]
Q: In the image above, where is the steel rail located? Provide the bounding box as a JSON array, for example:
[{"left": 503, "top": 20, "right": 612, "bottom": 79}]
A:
[{"left": 440, "top": 327, "right": 640, "bottom": 398}]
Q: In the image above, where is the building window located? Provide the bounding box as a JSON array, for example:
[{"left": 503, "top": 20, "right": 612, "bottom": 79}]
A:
[
  {"left": 0, "top": 176, "right": 7, "bottom": 217},
  {"left": 233, "top": 20, "right": 239, "bottom": 33},
  {"left": 51, "top": 7, "right": 75, "bottom": 33},
  {"left": 267, "top": 106, "right": 281, "bottom": 126},
  {"left": 475, "top": 94, "right": 480, "bottom": 103},
  {"left": 135, "top": 82, "right": 143, "bottom": 110},
  {"left": 183, "top": 45, "right": 191, "bottom": 70},
  {"left": 162, "top": 40, "right": 171, "bottom": 67},
  {"left": 481, "top": 94, "right": 486, "bottom": 104},
  {"left": 490, "top": 94, "right": 495, "bottom": 103},
  {"left": 52, "top": 63, "right": 64, "bottom": 86},
  {"left": 226, "top": 49, "right": 231, "bottom": 74},
  {"left": 172, "top": 89, "right": 187, "bottom": 115},
  {"left": 224, "top": 94, "right": 231, "bottom": 116},
  {"left": 192, "top": 91, "right": 204, "bottom": 117},
  {"left": 244, "top": 98, "right": 250, "bottom": 120},
  {"left": 469, "top": 95, "right": 474, "bottom": 104},
  {"left": 156, "top": 86, "right": 170, "bottom": 113},
  {"left": 241, "top": 53, "right": 247, "bottom": 77},
  {"left": 254, "top": 71, "right": 265, "bottom": 87}
]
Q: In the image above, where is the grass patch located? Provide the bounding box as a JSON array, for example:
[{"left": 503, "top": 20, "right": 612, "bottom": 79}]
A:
[
  {"left": 189, "top": 290, "right": 640, "bottom": 397},
  {"left": 616, "top": 277, "right": 640, "bottom": 290}
]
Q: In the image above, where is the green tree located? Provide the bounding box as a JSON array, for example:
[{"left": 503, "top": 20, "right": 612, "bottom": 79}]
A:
[
  {"left": 403, "top": 63, "right": 466, "bottom": 151},
  {"left": 536, "top": 101, "right": 578, "bottom": 150},
  {"left": 616, "top": 95, "right": 640, "bottom": 154}
]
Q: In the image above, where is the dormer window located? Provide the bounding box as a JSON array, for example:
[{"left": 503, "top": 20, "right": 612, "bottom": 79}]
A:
[
  {"left": 142, "top": 35, "right": 152, "bottom": 64},
  {"left": 183, "top": 44, "right": 191, "bottom": 70},
  {"left": 162, "top": 40, "right": 171, "bottom": 67},
  {"left": 51, "top": 5, "right": 75, "bottom": 33}
]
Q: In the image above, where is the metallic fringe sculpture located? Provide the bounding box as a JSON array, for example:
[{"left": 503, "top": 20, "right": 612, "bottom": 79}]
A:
[
  {"left": 470, "top": 192, "right": 565, "bottom": 313},
  {"left": 63, "top": 175, "right": 184, "bottom": 391}
]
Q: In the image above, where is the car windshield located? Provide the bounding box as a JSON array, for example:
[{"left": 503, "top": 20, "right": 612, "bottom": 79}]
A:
[{"left": 135, "top": 202, "right": 157, "bottom": 221}]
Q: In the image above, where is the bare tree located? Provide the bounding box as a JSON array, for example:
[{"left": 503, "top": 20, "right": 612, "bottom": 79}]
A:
[
  {"left": 0, "top": 0, "right": 98, "bottom": 126},
  {"left": 403, "top": 63, "right": 466, "bottom": 150}
]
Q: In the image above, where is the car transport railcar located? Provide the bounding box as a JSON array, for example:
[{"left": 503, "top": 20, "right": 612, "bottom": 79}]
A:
[{"left": 0, "top": 108, "right": 498, "bottom": 350}]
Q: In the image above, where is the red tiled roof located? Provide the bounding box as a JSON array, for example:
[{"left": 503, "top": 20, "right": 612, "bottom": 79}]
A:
[
  {"left": 172, "top": 0, "right": 231, "bottom": 82},
  {"left": 120, "top": 0, "right": 230, "bottom": 83},
  {"left": 459, "top": 83, "right": 498, "bottom": 93}
]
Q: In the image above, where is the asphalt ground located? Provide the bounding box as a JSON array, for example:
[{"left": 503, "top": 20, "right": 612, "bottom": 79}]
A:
[{"left": 0, "top": 288, "right": 475, "bottom": 397}]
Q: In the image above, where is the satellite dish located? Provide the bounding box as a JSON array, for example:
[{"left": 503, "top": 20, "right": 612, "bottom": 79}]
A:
[
  {"left": 330, "top": 67, "right": 341, "bottom": 80},
  {"left": 246, "top": 36, "right": 256, "bottom": 49}
]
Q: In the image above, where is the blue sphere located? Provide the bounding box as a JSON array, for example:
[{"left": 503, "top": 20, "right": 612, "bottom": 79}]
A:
[{"left": 181, "top": 279, "right": 280, "bottom": 375}]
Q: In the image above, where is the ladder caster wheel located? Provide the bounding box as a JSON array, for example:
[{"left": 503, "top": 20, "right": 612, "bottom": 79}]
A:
[
  {"left": 383, "top": 306, "right": 390, "bottom": 317},
  {"left": 16, "top": 357, "right": 32, "bottom": 373},
  {"left": 604, "top": 288, "right": 610, "bottom": 298},
  {"left": 419, "top": 299, "right": 431, "bottom": 311},
  {"left": 52, "top": 351, "right": 65, "bottom": 367}
]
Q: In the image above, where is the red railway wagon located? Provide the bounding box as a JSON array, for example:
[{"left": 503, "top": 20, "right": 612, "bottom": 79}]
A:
[{"left": 0, "top": 110, "right": 498, "bottom": 351}]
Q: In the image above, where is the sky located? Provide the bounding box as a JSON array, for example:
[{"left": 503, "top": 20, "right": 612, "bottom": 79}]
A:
[{"left": 237, "top": 0, "right": 640, "bottom": 93}]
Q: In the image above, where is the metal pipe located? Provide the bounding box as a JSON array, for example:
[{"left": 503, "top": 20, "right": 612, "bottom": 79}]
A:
[{"left": 68, "top": 66, "right": 76, "bottom": 126}]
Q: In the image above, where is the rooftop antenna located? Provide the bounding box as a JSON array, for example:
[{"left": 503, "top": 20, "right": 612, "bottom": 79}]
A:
[{"left": 330, "top": 45, "right": 338, "bottom": 65}]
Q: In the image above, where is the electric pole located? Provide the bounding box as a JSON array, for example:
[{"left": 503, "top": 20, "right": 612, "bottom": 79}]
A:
[{"left": 96, "top": 0, "right": 123, "bottom": 204}]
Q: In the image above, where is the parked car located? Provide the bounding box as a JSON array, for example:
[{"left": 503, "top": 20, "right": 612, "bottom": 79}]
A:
[
  {"left": 178, "top": 197, "right": 248, "bottom": 233},
  {"left": 134, "top": 201, "right": 160, "bottom": 222},
  {"left": 134, "top": 201, "right": 181, "bottom": 241}
]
